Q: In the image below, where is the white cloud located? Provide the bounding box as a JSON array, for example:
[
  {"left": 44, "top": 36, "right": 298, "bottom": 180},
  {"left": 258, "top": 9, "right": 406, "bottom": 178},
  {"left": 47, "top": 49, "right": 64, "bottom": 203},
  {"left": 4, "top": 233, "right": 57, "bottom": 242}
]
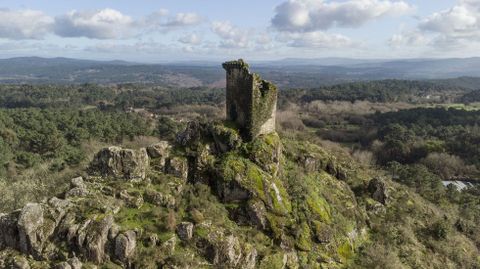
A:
[
  {"left": 54, "top": 8, "right": 134, "bottom": 39},
  {"left": 212, "top": 21, "right": 252, "bottom": 48},
  {"left": 389, "top": 29, "right": 429, "bottom": 47},
  {"left": 0, "top": 9, "right": 53, "bottom": 39},
  {"left": 279, "top": 31, "right": 355, "bottom": 48},
  {"left": 256, "top": 34, "right": 272, "bottom": 45},
  {"left": 272, "top": 0, "right": 414, "bottom": 32},
  {"left": 391, "top": 0, "right": 480, "bottom": 50},
  {"left": 140, "top": 11, "right": 203, "bottom": 33},
  {"left": 179, "top": 33, "right": 202, "bottom": 45},
  {"left": 419, "top": 1, "right": 480, "bottom": 39},
  {"left": 164, "top": 13, "right": 203, "bottom": 27}
]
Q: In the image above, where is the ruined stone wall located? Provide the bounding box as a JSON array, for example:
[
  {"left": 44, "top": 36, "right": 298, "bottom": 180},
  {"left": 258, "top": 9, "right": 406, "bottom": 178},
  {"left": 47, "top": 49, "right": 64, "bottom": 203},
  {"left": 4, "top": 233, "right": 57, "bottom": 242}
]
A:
[{"left": 222, "top": 59, "right": 277, "bottom": 140}]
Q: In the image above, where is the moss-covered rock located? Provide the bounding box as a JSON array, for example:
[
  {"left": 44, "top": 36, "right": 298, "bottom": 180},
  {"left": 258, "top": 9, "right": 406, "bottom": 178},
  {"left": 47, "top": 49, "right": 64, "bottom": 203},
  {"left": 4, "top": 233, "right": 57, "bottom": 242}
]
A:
[
  {"left": 247, "top": 132, "right": 283, "bottom": 176},
  {"left": 218, "top": 154, "right": 291, "bottom": 215}
]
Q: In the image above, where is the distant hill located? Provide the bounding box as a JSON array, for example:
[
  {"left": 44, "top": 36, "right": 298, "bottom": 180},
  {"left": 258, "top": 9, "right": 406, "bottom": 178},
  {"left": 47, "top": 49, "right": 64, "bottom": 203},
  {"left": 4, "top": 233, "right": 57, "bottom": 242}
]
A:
[{"left": 1, "top": 56, "right": 480, "bottom": 88}]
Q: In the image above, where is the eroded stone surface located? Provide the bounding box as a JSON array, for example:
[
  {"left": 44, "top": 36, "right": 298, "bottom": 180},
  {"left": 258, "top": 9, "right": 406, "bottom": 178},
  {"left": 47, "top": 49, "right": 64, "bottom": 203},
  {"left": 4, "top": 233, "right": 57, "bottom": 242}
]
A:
[{"left": 89, "top": 146, "right": 149, "bottom": 180}]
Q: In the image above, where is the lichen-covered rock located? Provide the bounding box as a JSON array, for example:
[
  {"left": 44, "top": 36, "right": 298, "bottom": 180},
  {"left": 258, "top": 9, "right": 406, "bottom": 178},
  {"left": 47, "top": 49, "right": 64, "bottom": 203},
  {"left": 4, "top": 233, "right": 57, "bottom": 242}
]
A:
[
  {"left": 80, "top": 215, "right": 114, "bottom": 264},
  {"left": 12, "top": 256, "right": 30, "bottom": 269},
  {"left": 17, "top": 203, "right": 49, "bottom": 258},
  {"left": 176, "top": 222, "right": 194, "bottom": 241},
  {"left": 247, "top": 132, "right": 283, "bottom": 176},
  {"left": 219, "top": 155, "right": 291, "bottom": 215},
  {"left": 209, "top": 124, "right": 242, "bottom": 153},
  {"left": 47, "top": 197, "right": 70, "bottom": 227},
  {"left": 213, "top": 235, "right": 257, "bottom": 269},
  {"left": 176, "top": 121, "right": 203, "bottom": 147},
  {"left": 55, "top": 261, "right": 71, "bottom": 269},
  {"left": 165, "top": 156, "right": 188, "bottom": 180},
  {"left": 312, "top": 221, "right": 333, "bottom": 244},
  {"left": 119, "top": 190, "right": 144, "bottom": 209},
  {"left": 147, "top": 141, "right": 171, "bottom": 168},
  {"left": 70, "top": 177, "right": 86, "bottom": 189},
  {"left": 259, "top": 252, "right": 287, "bottom": 269},
  {"left": 65, "top": 187, "right": 89, "bottom": 198},
  {"left": 67, "top": 257, "right": 82, "bottom": 269},
  {"left": 246, "top": 199, "right": 268, "bottom": 230},
  {"left": 259, "top": 251, "right": 299, "bottom": 269},
  {"left": 368, "top": 178, "right": 389, "bottom": 205},
  {"left": 89, "top": 146, "right": 149, "bottom": 180},
  {"left": 0, "top": 212, "right": 20, "bottom": 249},
  {"left": 114, "top": 230, "right": 136, "bottom": 262}
]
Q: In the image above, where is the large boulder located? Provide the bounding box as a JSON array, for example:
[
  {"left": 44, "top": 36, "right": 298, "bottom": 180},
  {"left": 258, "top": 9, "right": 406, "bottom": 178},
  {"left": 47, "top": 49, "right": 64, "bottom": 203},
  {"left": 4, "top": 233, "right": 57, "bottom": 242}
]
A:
[
  {"left": 247, "top": 133, "right": 282, "bottom": 176},
  {"left": 17, "top": 203, "right": 48, "bottom": 258},
  {"left": 67, "top": 257, "right": 82, "bottom": 269},
  {"left": 0, "top": 212, "right": 20, "bottom": 249},
  {"left": 65, "top": 177, "right": 88, "bottom": 198},
  {"left": 146, "top": 141, "right": 171, "bottom": 168},
  {"left": 212, "top": 235, "right": 257, "bottom": 269},
  {"left": 77, "top": 215, "right": 114, "bottom": 264},
  {"left": 165, "top": 156, "right": 188, "bottom": 180},
  {"left": 176, "top": 222, "right": 194, "bottom": 241},
  {"left": 114, "top": 230, "right": 136, "bottom": 262},
  {"left": 89, "top": 146, "right": 149, "bottom": 180},
  {"left": 12, "top": 256, "right": 30, "bottom": 269},
  {"left": 368, "top": 178, "right": 389, "bottom": 205},
  {"left": 246, "top": 199, "right": 268, "bottom": 230}
]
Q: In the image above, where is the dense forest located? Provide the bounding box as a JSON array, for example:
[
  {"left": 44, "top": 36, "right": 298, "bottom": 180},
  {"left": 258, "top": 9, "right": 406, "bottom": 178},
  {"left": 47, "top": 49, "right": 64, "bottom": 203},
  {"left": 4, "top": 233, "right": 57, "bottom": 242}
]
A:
[{"left": 0, "top": 79, "right": 475, "bottom": 111}]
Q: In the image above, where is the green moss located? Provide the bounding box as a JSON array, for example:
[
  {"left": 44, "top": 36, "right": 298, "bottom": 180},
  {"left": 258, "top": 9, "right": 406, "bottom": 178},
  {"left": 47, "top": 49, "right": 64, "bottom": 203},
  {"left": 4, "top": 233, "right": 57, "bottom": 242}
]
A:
[
  {"left": 249, "top": 76, "right": 277, "bottom": 139},
  {"left": 337, "top": 241, "right": 354, "bottom": 264},
  {"left": 210, "top": 124, "right": 242, "bottom": 151},
  {"left": 259, "top": 252, "right": 286, "bottom": 269},
  {"left": 115, "top": 203, "right": 159, "bottom": 231},
  {"left": 295, "top": 222, "right": 312, "bottom": 251},
  {"left": 246, "top": 132, "right": 282, "bottom": 174},
  {"left": 266, "top": 213, "right": 293, "bottom": 241},
  {"left": 194, "top": 226, "right": 209, "bottom": 238},
  {"left": 306, "top": 192, "right": 331, "bottom": 224}
]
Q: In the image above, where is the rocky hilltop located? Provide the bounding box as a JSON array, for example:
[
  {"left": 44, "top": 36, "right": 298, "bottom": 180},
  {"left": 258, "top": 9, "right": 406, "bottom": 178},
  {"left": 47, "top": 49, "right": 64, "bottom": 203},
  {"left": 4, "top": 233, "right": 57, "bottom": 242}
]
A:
[
  {"left": 1, "top": 60, "right": 479, "bottom": 268},
  {"left": 0, "top": 118, "right": 374, "bottom": 268},
  {"left": 1, "top": 120, "right": 479, "bottom": 268}
]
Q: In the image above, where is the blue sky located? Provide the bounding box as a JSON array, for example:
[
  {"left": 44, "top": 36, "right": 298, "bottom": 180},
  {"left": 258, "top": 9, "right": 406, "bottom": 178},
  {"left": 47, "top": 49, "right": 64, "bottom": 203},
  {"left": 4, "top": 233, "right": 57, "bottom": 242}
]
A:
[{"left": 0, "top": 0, "right": 478, "bottom": 62}]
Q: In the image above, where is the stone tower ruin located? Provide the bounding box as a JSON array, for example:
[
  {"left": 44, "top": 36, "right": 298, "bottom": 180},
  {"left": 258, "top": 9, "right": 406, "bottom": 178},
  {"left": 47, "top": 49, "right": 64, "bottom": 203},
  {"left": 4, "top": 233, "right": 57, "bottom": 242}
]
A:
[{"left": 222, "top": 59, "right": 277, "bottom": 141}]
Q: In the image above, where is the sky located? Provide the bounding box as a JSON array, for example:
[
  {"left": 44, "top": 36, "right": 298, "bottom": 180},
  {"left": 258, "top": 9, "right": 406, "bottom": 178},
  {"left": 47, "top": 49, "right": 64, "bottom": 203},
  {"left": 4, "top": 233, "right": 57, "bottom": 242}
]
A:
[{"left": 0, "top": 0, "right": 478, "bottom": 62}]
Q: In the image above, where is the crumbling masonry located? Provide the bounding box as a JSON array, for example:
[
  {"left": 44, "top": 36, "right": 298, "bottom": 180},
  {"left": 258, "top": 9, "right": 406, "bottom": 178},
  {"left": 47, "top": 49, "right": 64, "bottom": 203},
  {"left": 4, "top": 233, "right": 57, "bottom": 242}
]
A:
[{"left": 222, "top": 59, "right": 277, "bottom": 141}]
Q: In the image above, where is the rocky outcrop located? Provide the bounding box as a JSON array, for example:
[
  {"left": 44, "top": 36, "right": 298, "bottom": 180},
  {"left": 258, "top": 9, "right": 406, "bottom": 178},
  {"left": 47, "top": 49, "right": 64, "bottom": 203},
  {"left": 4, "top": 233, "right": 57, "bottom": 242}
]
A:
[
  {"left": 0, "top": 178, "right": 121, "bottom": 266},
  {"left": 368, "top": 178, "right": 389, "bottom": 205},
  {"left": 0, "top": 120, "right": 371, "bottom": 268},
  {"left": 246, "top": 199, "right": 268, "bottom": 230},
  {"left": 176, "top": 222, "right": 194, "bottom": 241},
  {"left": 89, "top": 146, "right": 149, "bottom": 180},
  {"left": 114, "top": 230, "right": 136, "bottom": 262},
  {"left": 212, "top": 235, "right": 257, "bottom": 269},
  {"left": 80, "top": 215, "right": 114, "bottom": 263},
  {"left": 147, "top": 141, "right": 170, "bottom": 168},
  {"left": 0, "top": 212, "right": 20, "bottom": 250},
  {"left": 17, "top": 203, "right": 46, "bottom": 258},
  {"left": 209, "top": 124, "right": 242, "bottom": 153},
  {"left": 65, "top": 177, "right": 89, "bottom": 198},
  {"left": 165, "top": 156, "right": 188, "bottom": 180}
]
